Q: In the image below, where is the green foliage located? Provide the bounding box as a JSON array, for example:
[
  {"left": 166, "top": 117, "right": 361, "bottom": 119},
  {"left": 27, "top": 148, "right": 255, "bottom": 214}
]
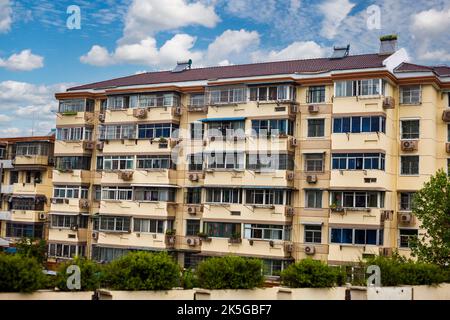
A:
[
  {"left": 102, "top": 251, "right": 180, "bottom": 290},
  {"left": 363, "top": 255, "right": 448, "bottom": 286},
  {"left": 411, "top": 169, "right": 450, "bottom": 266},
  {"left": 380, "top": 34, "right": 398, "bottom": 41},
  {"left": 15, "top": 238, "right": 47, "bottom": 265},
  {"left": 180, "top": 268, "right": 198, "bottom": 289},
  {"left": 0, "top": 253, "right": 46, "bottom": 292},
  {"left": 196, "top": 256, "right": 264, "bottom": 289},
  {"left": 280, "top": 259, "right": 345, "bottom": 288},
  {"left": 56, "top": 257, "right": 102, "bottom": 291}
]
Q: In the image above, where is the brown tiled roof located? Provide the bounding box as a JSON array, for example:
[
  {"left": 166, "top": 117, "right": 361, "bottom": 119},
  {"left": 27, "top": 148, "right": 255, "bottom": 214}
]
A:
[
  {"left": 0, "top": 134, "right": 55, "bottom": 143},
  {"left": 68, "top": 53, "right": 392, "bottom": 91},
  {"left": 394, "top": 62, "right": 450, "bottom": 76}
]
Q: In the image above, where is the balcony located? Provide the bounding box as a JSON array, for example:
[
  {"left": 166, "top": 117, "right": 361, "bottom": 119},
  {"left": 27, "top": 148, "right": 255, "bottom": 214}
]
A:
[
  {"left": 56, "top": 111, "right": 95, "bottom": 126},
  {"left": 50, "top": 198, "right": 90, "bottom": 213},
  {"left": 52, "top": 169, "right": 91, "bottom": 184},
  {"left": 10, "top": 209, "right": 47, "bottom": 223},
  {"left": 48, "top": 227, "right": 88, "bottom": 243},
  {"left": 14, "top": 155, "right": 50, "bottom": 166},
  {"left": 93, "top": 231, "right": 173, "bottom": 250},
  {"left": 203, "top": 169, "right": 295, "bottom": 188},
  {"left": 328, "top": 207, "right": 383, "bottom": 226},
  {"left": 199, "top": 237, "right": 292, "bottom": 258},
  {"left": 105, "top": 106, "right": 181, "bottom": 123},
  {"left": 202, "top": 203, "right": 293, "bottom": 223},
  {"left": 206, "top": 101, "right": 297, "bottom": 119},
  {"left": 100, "top": 169, "right": 177, "bottom": 185},
  {"left": 331, "top": 132, "right": 390, "bottom": 151},
  {"left": 328, "top": 244, "right": 380, "bottom": 263},
  {"left": 99, "top": 200, "right": 177, "bottom": 217},
  {"left": 329, "top": 170, "right": 391, "bottom": 190},
  {"left": 100, "top": 138, "right": 181, "bottom": 154},
  {"left": 12, "top": 183, "right": 49, "bottom": 196},
  {"left": 54, "top": 140, "right": 94, "bottom": 155},
  {"left": 332, "top": 95, "right": 387, "bottom": 114}
]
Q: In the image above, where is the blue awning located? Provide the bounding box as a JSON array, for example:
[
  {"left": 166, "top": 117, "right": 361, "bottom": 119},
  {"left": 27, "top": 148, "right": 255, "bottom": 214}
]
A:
[{"left": 200, "top": 117, "right": 246, "bottom": 122}]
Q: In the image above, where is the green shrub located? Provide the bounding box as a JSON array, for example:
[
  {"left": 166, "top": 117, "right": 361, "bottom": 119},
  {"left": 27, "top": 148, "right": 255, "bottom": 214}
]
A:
[
  {"left": 55, "top": 257, "right": 102, "bottom": 291},
  {"left": 196, "top": 256, "right": 264, "bottom": 289},
  {"left": 0, "top": 253, "right": 46, "bottom": 292},
  {"left": 181, "top": 268, "right": 198, "bottom": 289},
  {"left": 364, "top": 255, "right": 447, "bottom": 286},
  {"left": 281, "top": 259, "right": 345, "bottom": 288},
  {"left": 103, "top": 251, "right": 180, "bottom": 290}
]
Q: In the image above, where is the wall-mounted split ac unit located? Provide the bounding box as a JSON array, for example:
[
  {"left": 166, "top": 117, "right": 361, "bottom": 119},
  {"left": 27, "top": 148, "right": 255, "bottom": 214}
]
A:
[
  {"left": 306, "top": 175, "right": 318, "bottom": 184},
  {"left": 308, "top": 105, "right": 319, "bottom": 113},
  {"left": 401, "top": 140, "right": 418, "bottom": 151},
  {"left": 133, "top": 108, "right": 147, "bottom": 119},
  {"left": 38, "top": 212, "right": 47, "bottom": 220},
  {"left": 398, "top": 212, "right": 412, "bottom": 223},
  {"left": 304, "top": 245, "right": 315, "bottom": 255}
]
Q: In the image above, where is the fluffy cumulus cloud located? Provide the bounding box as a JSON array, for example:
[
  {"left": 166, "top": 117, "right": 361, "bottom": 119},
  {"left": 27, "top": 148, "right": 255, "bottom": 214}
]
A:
[
  {"left": 0, "top": 81, "right": 70, "bottom": 137},
  {"left": 0, "top": 49, "right": 44, "bottom": 71},
  {"left": 252, "top": 41, "right": 329, "bottom": 63},
  {"left": 318, "top": 0, "right": 355, "bottom": 39},
  {"left": 0, "top": 0, "right": 12, "bottom": 33}
]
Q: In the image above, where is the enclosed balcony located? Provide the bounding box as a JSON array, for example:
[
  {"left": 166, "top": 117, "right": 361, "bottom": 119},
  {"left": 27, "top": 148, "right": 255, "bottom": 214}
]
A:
[
  {"left": 13, "top": 141, "right": 53, "bottom": 166},
  {"left": 57, "top": 99, "right": 95, "bottom": 126}
]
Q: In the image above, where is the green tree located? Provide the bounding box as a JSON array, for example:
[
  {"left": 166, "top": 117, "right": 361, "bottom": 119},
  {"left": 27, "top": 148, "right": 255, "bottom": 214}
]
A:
[
  {"left": 410, "top": 169, "right": 450, "bottom": 266},
  {"left": 102, "top": 251, "right": 180, "bottom": 290},
  {"left": 196, "top": 256, "right": 264, "bottom": 289},
  {"left": 280, "top": 259, "right": 345, "bottom": 288},
  {"left": 0, "top": 253, "right": 46, "bottom": 292},
  {"left": 56, "top": 257, "right": 102, "bottom": 291},
  {"left": 15, "top": 238, "right": 47, "bottom": 265}
]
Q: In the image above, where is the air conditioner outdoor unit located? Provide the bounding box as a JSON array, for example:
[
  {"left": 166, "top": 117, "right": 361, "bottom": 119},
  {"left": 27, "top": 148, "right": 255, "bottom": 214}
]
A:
[
  {"left": 290, "top": 105, "right": 298, "bottom": 113},
  {"left": 173, "top": 107, "right": 182, "bottom": 116},
  {"left": 92, "top": 232, "right": 98, "bottom": 240},
  {"left": 187, "top": 206, "right": 197, "bottom": 215},
  {"left": 119, "top": 171, "right": 134, "bottom": 181},
  {"left": 306, "top": 175, "right": 317, "bottom": 184},
  {"left": 401, "top": 140, "right": 418, "bottom": 151},
  {"left": 305, "top": 245, "right": 315, "bottom": 255},
  {"left": 186, "top": 237, "right": 197, "bottom": 246},
  {"left": 79, "top": 199, "right": 90, "bottom": 209},
  {"left": 399, "top": 212, "right": 412, "bottom": 223},
  {"left": 284, "top": 243, "right": 293, "bottom": 253},
  {"left": 382, "top": 96, "right": 395, "bottom": 109},
  {"left": 442, "top": 110, "right": 450, "bottom": 122},
  {"left": 98, "top": 113, "right": 105, "bottom": 122},
  {"left": 83, "top": 141, "right": 95, "bottom": 150},
  {"left": 96, "top": 141, "right": 104, "bottom": 150},
  {"left": 308, "top": 105, "right": 319, "bottom": 113},
  {"left": 446, "top": 143, "right": 450, "bottom": 153},
  {"left": 285, "top": 206, "right": 295, "bottom": 217},
  {"left": 286, "top": 171, "right": 295, "bottom": 181},
  {"left": 133, "top": 108, "right": 147, "bottom": 119},
  {"left": 188, "top": 173, "right": 199, "bottom": 181},
  {"left": 379, "top": 247, "right": 392, "bottom": 257},
  {"left": 70, "top": 224, "right": 78, "bottom": 231},
  {"left": 289, "top": 137, "right": 298, "bottom": 147},
  {"left": 38, "top": 212, "right": 47, "bottom": 220}
]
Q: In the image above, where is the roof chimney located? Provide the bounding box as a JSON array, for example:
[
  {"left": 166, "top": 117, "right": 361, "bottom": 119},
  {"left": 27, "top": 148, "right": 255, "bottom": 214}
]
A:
[
  {"left": 379, "top": 34, "right": 397, "bottom": 55},
  {"left": 330, "top": 45, "right": 350, "bottom": 59},
  {"left": 172, "top": 59, "right": 192, "bottom": 73}
]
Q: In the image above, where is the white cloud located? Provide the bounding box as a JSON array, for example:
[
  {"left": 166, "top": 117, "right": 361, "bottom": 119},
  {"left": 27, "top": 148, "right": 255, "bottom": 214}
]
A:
[
  {"left": 80, "top": 46, "right": 114, "bottom": 66},
  {"left": 319, "top": 0, "right": 355, "bottom": 39},
  {"left": 0, "top": 0, "right": 12, "bottom": 33},
  {"left": 121, "top": 0, "right": 220, "bottom": 43},
  {"left": 0, "top": 80, "right": 70, "bottom": 137},
  {"left": 411, "top": 8, "right": 450, "bottom": 35},
  {"left": 0, "top": 49, "right": 44, "bottom": 71},
  {"left": 418, "top": 50, "right": 450, "bottom": 62},
  {"left": 252, "top": 41, "right": 328, "bottom": 63}
]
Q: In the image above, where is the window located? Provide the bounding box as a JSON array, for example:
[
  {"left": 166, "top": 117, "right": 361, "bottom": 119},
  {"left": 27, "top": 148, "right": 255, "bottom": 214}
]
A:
[
  {"left": 305, "top": 154, "right": 324, "bottom": 172},
  {"left": 99, "top": 125, "right": 137, "bottom": 140},
  {"left": 48, "top": 243, "right": 86, "bottom": 259},
  {"left": 186, "top": 188, "right": 202, "bottom": 204},
  {"left": 190, "top": 122, "right": 204, "bottom": 140},
  {"left": 133, "top": 219, "right": 164, "bottom": 233},
  {"left": 136, "top": 155, "right": 174, "bottom": 169},
  {"left": 190, "top": 94, "right": 205, "bottom": 107},
  {"left": 207, "top": 121, "right": 245, "bottom": 139},
  {"left": 243, "top": 224, "right": 290, "bottom": 241},
  {"left": 245, "top": 189, "right": 291, "bottom": 205},
  {"left": 251, "top": 119, "right": 294, "bottom": 137},
  {"left": 56, "top": 127, "right": 92, "bottom": 141},
  {"left": 94, "top": 185, "right": 101, "bottom": 201},
  {"left": 206, "top": 152, "right": 244, "bottom": 170},
  {"left": 360, "top": 79, "right": 381, "bottom": 96},
  {"left": 207, "top": 87, "right": 246, "bottom": 104},
  {"left": 400, "top": 86, "right": 421, "bottom": 104},
  {"left": 333, "top": 116, "right": 386, "bottom": 133},
  {"left": 206, "top": 188, "right": 242, "bottom": 204},
  {"left": 304, "top": 225, "right": 322, "bottom": 243},
  {"left": 399, "top": 229, "right": 418, "bottom": 248},
  {"left": 307, "top": 86, "right": 325, "bottom": 103},
  {"left": 137, "top": 123, "right": 179, "bottom": 139},
  {"left": 330, "top": 191, "right": 382, "bottom": 208},
  {"left": 331, "top": 228, "right": 383, "bottom": 245},
  {"left": 130, "top": 93, "right": 180, "bottom": 108},
  {"left": 401, "top": 120, "right": 419, "bottom": 139},
  {"left": 134, "top": 188, "right": 176, "bottom": 202},
  {"left": 305, "top": 190, "right": 322, "bottom": 208},
  {"left": 335, "top": 79, "right": 383, "bottom": 97},
  {"left": 307, "top": 119, "right": 325, "bottom": 137},
  {"left": 188, "top": 153, "right": 203, "bottom": 171},
  {"left": 53, "top": 185, "right": 89, "bottom": 199},
  {"left": 203, "top": 222, "right": 241, "bottom": 238},
  {"left": 246, "top": 153, "right": 294, "bottom": 171},
  {"left": 332, "top": 153, "right": 385, "bottom": 170},
  {"left": 401, "top": 156, "right": 419, "bottom": 175},
  {"left": 263, "top": 260, "right": 288, "bottom": 277},
  {"left": 6, "top": 222, "right": 43, "bottom": 238},
  {"left": 59, "top": 99, "right": 93, "bottom": 113},
  {"left": 101, "top": 187, "right": 133, "bottom": 201},
  {"left": 249, "top": 85, "right": 294, "bottom": 102},
  {"left": 11, "top": 197, "right": 45, "bottom": 210},
  {"left": 50, "top": 215, "right": 78, "bottom": 228},
  {"left": 186, "top": 220, "right": 200, "bottom": 236},
  {"left": 55, "top": 156, "right": 91, "bottom": 170},
  {"left": 16, "top": 143, "right": 49, "bottom": 156},
  {"left": 103, "top": 156, "right": 134, "bottom": 170},
  {"left": 92, "top": 246, "right": 130, "bottom": 262},
  {"left": 99, "top": 216, "right": 130, "bottom": 232},
  {"left": 399, "top": 192, "right": 415, "bottom": 211},
  {"left": 107, "top": 96, "right": 127, "bottom": 109}
]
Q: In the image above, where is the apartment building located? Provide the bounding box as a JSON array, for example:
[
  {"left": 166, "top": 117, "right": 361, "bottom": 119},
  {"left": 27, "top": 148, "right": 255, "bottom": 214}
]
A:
[
  {"left": 50, "top": 36, "right": 450, "bottom": 276},
  {"left": 0, "top": 135, "right": 55, "bottom": 249}
]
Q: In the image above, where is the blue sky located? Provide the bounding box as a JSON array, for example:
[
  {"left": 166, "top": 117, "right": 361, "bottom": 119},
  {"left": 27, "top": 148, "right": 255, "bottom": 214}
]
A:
[{"left": 0, "top": 0, "right": 449, "bottom": 137}]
